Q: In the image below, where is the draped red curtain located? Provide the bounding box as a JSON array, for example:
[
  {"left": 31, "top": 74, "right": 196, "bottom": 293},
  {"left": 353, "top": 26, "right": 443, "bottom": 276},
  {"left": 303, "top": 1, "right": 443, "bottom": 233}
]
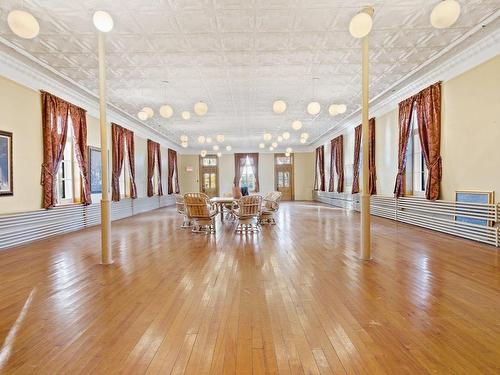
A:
[
  {"left": 248, "top": 153, "right": 260, "bottom": 192},
  {"left": 415, "top": 83, "right": 442, "bottom": 200},
  {"left": 147, "top": 140, "right": 162, "bottom": 197},
  {"left": 168, "top": 148, "right": 180, "bottom": 194},
  {"left": 124, "top": 129, "right": 137, "bottom": 199},
  {"left": 333, "top": 135, "right": 344, "bottom": 193},
  {"left": 314, "top": 146, "right": 325, "bottom": 191},
  {"left": 368, "top": 118, "right": 377, "bottom": 195},
  {"left": 328, "top": 139, "right": 335, "bottom": 192},
  {"left": 352, "top": 125, "right": 362, "bottom": 194},
  {"left": 69, "top": 106, "right": 91, "bottom": 205},
  {"left": 233, "top": 153, "right": 247, "bottom": 187},
  {"left": 111, "top": 123, "right": 125, "bottom": 201},
  {"left": 394, "top": 97, "right": 415, "bottom": 198}
]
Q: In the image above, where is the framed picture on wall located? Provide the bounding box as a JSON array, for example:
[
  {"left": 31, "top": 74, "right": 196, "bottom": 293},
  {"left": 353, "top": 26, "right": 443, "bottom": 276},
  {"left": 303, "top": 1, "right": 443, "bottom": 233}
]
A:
[
  {"left": 0, "top": 131, "right": 13, "bottom": 196},
  {"left": 455, "top": 190, "right": 495, "bottom": 227},
  {"left": 88, "top": 146, "right": 102, "bottom": 194}
]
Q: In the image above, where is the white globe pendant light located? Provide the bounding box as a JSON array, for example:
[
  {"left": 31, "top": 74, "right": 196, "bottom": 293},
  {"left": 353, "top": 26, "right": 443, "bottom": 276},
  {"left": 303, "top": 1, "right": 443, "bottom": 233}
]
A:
[
  {"left": 259, "top": 143, "right": 265, "bottom": 149},
  {"left": 206, "top": 137, "right": 212, "bottom": 144},
  {"left": 300, "top": 132, "right": 309, "bottom": 140},
  {"left": 430, "top": 0, "right": 461, "bottom": 29},
  {"left": 349, "top": 8, "right": 373, "bottom": 39},
  {"left": 181, "top": 111, "right": 191, "bottom": 120},
  {"left": 307, "top": 101, "right": 321, "bottom": 116},
  {"left": 138, "top": 111, "right": 148, "bottom": 121},
  {"left": 213, "top": 145, "right": 220, "bottom": 151},
  {"left": 217, "top": 152, "right": 222, "bottom": 157},
  {"left": 226, "top": 145, "right": 232, "bottom": 151},
  {"left": 142, "top": 107, "right": 154, "bottom": 118},
  {"left": 337, "top": 104, "right": 347, "bottom": 114},
  {"left": 277, "top": 136, "right": 283, "bottom": 143},
  {"left": 197, "top": 136, "right": 206, "bottom": 144},
  {"left": 263, "top": 133, "right": 272, "bottom": 142},
  {"left": 93, "top": 11, "right": 114, "bottom": 33},
  {"left": 160, "top": 105, "right": 173, "bottom": 118},
  {"left": 292, "top": 120, "right": 303, "bottom": 131},
  {"left": 282, "top": 132, "right": 290, "bottom": 140},
  {"left": 181, "top": 142, "right": 188, "bottom": 148},
  {"left": 269, "top": 146, "right": 274, "bottom": 151},
  {"left": 7, "top": 10, "right": 40, "bottom": 39},
  {"left": 286, "top": 147, "right": 292, "bottom": 153},
  {"left": 273, "top": 100, "right": 287, "bottom": 114},
  {"left": 300, "top": 138, "right": 307, "bottom": 144},
  {"left": 194, "top": 102, "right": 208, "bottom": 116},
  {"left": 201, "top": 150, "right": 207, "bottom": 157},
  {"left": 285, "top": 152, "right": 290, "bottom": 157},
  {"left": 271, "top": 142, "right": 278, "bottom": 148},
  {"left": 216, "top": 135, "right": 225, "bottom": 143},
  {"left": 180, "top": 134, "right": 188, "bottom": 142},
  {"left": 329, "top": 104, "right": 347, "bottom": 116}
]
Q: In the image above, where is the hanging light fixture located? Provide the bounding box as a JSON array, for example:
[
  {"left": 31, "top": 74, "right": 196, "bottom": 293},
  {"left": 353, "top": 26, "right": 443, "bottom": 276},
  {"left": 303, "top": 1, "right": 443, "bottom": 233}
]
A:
[
  {"left": 300, "top": 132, "right": 309, "bottom": 140},
  {"left": 226, "top": 145, "right": 232, "bottom": 151},
  {"left": 286, "top": 147, "right": 293, "bottom": 153},
  {"left": 160, "top": 105, "right": 173, "bottom": 118},
  {"left": 307, "top": 77, "right": 321, "bottom": 116},
  {"left": 216, "top": 134, "right": 225, "bottom": 143},
  {"left": 200, "top": 150, "right": 207, "bottom": 157},
  {"left": 263, "top": 133, "right": 272, "bottom": 142},
  {"left": 329, "top": 104, "right": 347, "bottom": 116},
  {"left": 180, "top": 135, "right": 188, "bottom": 142},
  {"left": 282, "top": 132, "right": 290, "bottom": 140},
  {"left": 7, "top": 10, "right": 40, "bottom": 39},
  {"left": 206, "top": 137, "right": 212, "bottom": 144},
  {"left": 300, "top": 138, "right": 307, "bottom": 144},
  {"left": 213, "top": 145, "right": 220, "bottom": 151},
  {"left": 217, "top": 152, "right": 222, "bottom": 157},
  {"left": 259, "top": 143, "right": 265, "bottom": 149},
  {"left": 430, "top": 0, "right": 461, "bottom": 29},
  {"left": 277, "top": 136, "right": 283, "bottom": 143},
  {"left": 285, "top": 152, "right": 291, "bottom": 157},
  {"left": 138, "top": 111, "right": 148, "bottom": 121},
  {"left": 273, "top": 100, "right": 287, "bottom": 114},
  {"left": 181, "top": 111, "right": 191, "bottom": 120},
  {"left": 197, "top": 135, "right": 206, "bottom": 144},
  {"left": 349, "top": 7, "right": 374, "bottom": 38},
  {"left": 194, "top": 102, "right": 208, "bottom": 116},
  {"left": 292, "top": 120, "right": 303, "bottom": 131},
  {"left": 181, "top": 142, "right": 188, "bottom": 148},
  {"left": 142, "top": 107, "right": 154, "bottom": 118},
  {"left": 93, "top": 10, "right": 114, "bottom": 33},
  {"left": 269, "top": 146, "right": 274, "bottom": 151},
  {"left": 272, "top": 142, "right": 278, "bottom": 148}
]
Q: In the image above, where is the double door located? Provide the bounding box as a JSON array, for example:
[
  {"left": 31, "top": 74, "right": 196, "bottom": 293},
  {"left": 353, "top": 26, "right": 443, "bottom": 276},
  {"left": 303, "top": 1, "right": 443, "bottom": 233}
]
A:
[
  {"left": 199, "top": 155, "right": 219, "bottom": 198},
  {"left": 274, "top": 153, "right": 294, "bottom": 201}
]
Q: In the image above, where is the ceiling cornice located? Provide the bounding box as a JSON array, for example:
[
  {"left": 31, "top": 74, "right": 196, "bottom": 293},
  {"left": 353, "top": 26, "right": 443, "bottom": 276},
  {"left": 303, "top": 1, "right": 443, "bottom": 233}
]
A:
[
  {"left": 312, "top": 12, "right": 500, "bottom": 147},
  {"left": 0, "top": 37, "right": 181, "bottom": 151}
]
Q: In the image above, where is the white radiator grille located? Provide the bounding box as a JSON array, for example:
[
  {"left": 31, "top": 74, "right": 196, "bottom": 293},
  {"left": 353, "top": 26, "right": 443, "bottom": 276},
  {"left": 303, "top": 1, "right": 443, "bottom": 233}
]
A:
[
  {"left": 314, "top": 191, "right": 499, "bottom": 247},
  {"left": 0, "top": 196, "right": 176, "bottom": 250}
]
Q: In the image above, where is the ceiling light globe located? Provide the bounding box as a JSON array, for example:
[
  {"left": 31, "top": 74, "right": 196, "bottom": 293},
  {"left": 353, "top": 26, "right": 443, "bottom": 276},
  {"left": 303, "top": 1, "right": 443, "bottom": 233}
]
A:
[
  {"left": 181, "top": 142, "right": 188, "bottom": 148},
  {"left": 329, "top": 104, "right": 339, "bottom": 116},
  {"left": 138, "top": 111, "right": 148, "bottom": 121},
  {"left": 93, "top": 10, "right": 114, "bottom": 33},
  {"left": 206, "top": 137, "right": 212, "bottom": 144},
  {"left": 213, "top": 145, "right": 220, "bottom": 151},
  {"left": 337, "top": 104, "right": 347, "bottom": 114},
  {"left": 216, "top": 135, "right": 225, "bottom": 143},
  {"left": 263, "top": 133, "right": 272, "bottom": 142},
  {"left": 282, "top": 132, "right": 290, "bottom": 140},
  {"left": 286, "top": 147, "right": 292, "bottom": 153},
  {"left": 300, "top": 138, "right": 307, "bottom": 144},
  {"left": 259, "top": 143, "right": 265, "bottom": 149},
  {"left": 272, "top": 142, "right": 278, "bottom": 148},
  {"left": 292, "top": 120, "right": 303, "bottom": 131},
  {"left": 349, "top": 11, "right": 373, "bottom": 38},
  {"left": 181, "top": 111, "right": 191, "bottom": 120},
  {"left": 200, "top": 150, "right": 207, "bottom": 157},
  {"left": 217, "top": 152, "right": 222, "bottom": 157},
  {"left": 300, "top": 132, "right": 309, "bottom": 140},
  {"left": 273, "top": 100, "right": 287, "bottom": 114},
  {"left": 285, "top": 152, "right": 290, "bottom": 157},
  {"left": 269, "top": 146, "right": 274, "bottom": 151},
  {"left": 142, "top": 107, "right": 154, "bottom": 118},
  {"left": 7, "top": 10, "right": 40, "bottom": 39},
  {"left": 226, "top": 145, "right": 232, "bottom": 151},
  {"left": 194, "top": 102, "right": 208, "bottom": 116},
  {"left": 277, "top": 136, "right": 283, "bottom": 142},
  {"left": 180, "top": 135, "right": 188, "bottom": 142},
  {"left": 160, "top": 105, "right": 173, "bottom": 118},
  {"left": 197, "top": 136, "right": 206, "bottom": 144},
  {"left": 430, "top": 0, "right": 461, "bottom": 29},
  {"left": 307, "top": 102, "right": 321, "bottom": 116}
]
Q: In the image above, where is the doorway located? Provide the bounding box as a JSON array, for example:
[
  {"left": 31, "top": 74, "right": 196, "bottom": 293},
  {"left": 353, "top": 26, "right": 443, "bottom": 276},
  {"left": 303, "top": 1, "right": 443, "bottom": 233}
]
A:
[
  {"left": 274, "top": 153, "right": 294, "bottom": 201},
  {"left": 199, "top": 155, "right": 219, "bottom": 198}
]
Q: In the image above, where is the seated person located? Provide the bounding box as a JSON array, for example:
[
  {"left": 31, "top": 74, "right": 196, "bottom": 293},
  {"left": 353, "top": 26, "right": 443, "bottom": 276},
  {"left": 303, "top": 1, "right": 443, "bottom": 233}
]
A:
[{"left": 240, "top": 186, "right": 249, "bottom": 196}]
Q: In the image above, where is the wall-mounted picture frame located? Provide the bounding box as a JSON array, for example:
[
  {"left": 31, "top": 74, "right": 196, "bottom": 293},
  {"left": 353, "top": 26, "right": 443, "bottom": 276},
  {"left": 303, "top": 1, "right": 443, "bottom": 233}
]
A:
[
  {"left": 88, "top": 146, "right": 102, "bottom": 194},
  {"left": 0, "top": 131, "right": 13, "bottom": 196},
  {"left": 455, "top": 190, "right": 495, "bottom": 227}
]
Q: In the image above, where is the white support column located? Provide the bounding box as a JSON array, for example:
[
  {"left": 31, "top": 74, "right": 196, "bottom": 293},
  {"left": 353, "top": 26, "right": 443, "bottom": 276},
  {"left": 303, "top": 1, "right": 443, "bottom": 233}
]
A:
[
  {"left": 360, "top": 35, "right": 371, "bottom": 261},
  {"left": 98, "top": 32, "right": 112, "bottom": 265}
]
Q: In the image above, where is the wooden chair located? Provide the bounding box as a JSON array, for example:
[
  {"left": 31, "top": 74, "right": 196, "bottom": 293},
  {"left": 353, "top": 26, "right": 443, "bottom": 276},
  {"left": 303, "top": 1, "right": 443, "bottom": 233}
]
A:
[
  {"left": 234, "top": 195, "right": 262, "bottom": 233},
  {"left": 183, "top": 192, "right": 218, "bottom": 234},
  {"left": 175, "top": 194, "right": 192, "bottom": 228},
  {"left": 259, "top": 191, "right": 282, "bottom": 225},
  {"left": 222, "top": 192, "right": 237, "bottom": 221}
]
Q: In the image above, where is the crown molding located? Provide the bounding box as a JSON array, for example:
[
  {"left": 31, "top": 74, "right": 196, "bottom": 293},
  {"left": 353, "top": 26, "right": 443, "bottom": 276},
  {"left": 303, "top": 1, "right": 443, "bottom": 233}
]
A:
[
  {"left": 0, "top": 37, "right": 180, "bottom": 151},
  {"left": 312, "top": 12, "right": 500, "bottom": 148}
]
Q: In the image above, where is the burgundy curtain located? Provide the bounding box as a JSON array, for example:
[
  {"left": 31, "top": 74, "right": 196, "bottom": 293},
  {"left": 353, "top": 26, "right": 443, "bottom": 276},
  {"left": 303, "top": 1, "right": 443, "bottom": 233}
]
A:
[
  {"left": 314, "top": 146, "right": 325, "bottom": 191},
  {"left": 352, "top": 125, "right": 362, "bottom": 194},
  {"left": 368, "top": 118, "right": 377, "bottom": 195},
  {"left": 415, "top": 83, "right": 442, "bottom": 200},
  {"left": 111, "top": 123, "right": 125, "bottom": 201},
  {"left": 233, "top": 153, "right": 247, "bottom": 187},
  {"left": 168, "top": 148, "right": 180, "bottom": 194},
  {"left": 328, "top": 139, "right": 335, "bottom": 192},
  {"left": 41, "top": 92, "right": 70, "bottom": 208},
  {"left": 147, "top": 140, "right": 162, "bottom": 197},
  {"left": 248, "top": 153, "right": 259, "bottom": 192},
  {"left": 394, "top": 97, "right": 415, "bottom": 198},
  {"left": 124, "top": 129, "right": 137, "bottom": 199},
  {"left": 333, "top": 136, "right": 344, "bottom": 193},
  {"left": 69, "top": 106, "right": 91, "bottom": 205}
]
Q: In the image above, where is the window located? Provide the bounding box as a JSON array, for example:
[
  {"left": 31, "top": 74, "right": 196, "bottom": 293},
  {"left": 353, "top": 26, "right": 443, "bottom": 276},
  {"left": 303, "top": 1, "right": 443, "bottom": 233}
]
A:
[
  {"left": 276, "top": 155, "right": 291, "bottom": 165},
  {"left": 240, "top": 156, "right": 256, "bottom": 192},
  {"left": 405, "top": 105, "right": 428, "bottom": 196},
  {"left": 56, "top": 120, "right": 81, "bottom": 204},
  {"left": 202, "top": 157, "right": 217, "bottom": 166},
  {"left": 119, "top": 142, "right": 129, "bottom": 198},
  {"left": 152, "top": 151, "right": 160, "bottom": 195}
]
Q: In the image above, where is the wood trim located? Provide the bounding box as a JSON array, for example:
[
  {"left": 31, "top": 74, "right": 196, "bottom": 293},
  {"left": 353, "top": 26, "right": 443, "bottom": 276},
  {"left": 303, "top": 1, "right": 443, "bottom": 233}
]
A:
[{"left": 274, "top": 153, "right": 294, "bottom": 201}]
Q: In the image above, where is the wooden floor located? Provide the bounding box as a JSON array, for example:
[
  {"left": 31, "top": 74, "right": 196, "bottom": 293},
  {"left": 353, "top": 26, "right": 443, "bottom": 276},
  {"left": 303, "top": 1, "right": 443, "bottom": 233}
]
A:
[{"left": 0, "top": 202, "right": 499, "bottom": 375}]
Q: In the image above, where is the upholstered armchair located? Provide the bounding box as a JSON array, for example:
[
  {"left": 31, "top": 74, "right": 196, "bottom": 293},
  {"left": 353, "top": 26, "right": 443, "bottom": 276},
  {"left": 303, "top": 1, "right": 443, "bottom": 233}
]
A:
[
  {"left": 234, "top": 195, "right": 262, "bottom": 233},
  {"left": 183, "top": 192, "right": 218, "bottom": 234},
  {"left": 259, "top": 191, "right": 282, "bottom": 225}
]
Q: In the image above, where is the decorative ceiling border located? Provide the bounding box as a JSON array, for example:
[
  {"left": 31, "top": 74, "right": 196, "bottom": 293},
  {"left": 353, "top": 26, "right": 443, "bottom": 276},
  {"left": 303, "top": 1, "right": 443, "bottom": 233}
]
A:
[
  {"left": 0, "top": 37, "right": 180, "bottom": 151},
  {"left": 312, "top": 11, "right": 500, "bottom": 148}
]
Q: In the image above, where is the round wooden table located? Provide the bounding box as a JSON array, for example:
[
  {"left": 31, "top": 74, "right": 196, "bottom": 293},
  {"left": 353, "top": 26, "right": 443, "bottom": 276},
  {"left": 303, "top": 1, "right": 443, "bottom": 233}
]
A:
[{"left": 210, "top": 197, "right": 237, "bottom": 222}]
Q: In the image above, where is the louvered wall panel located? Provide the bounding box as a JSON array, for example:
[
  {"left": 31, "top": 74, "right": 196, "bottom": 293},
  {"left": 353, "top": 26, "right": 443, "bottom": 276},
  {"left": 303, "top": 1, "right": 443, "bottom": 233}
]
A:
[
  {"left": 0, "top": 197, "right": 174, "bottom": 250},
  {"left": 313, "top": 191, "right": 499, "bottom": 247}
]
